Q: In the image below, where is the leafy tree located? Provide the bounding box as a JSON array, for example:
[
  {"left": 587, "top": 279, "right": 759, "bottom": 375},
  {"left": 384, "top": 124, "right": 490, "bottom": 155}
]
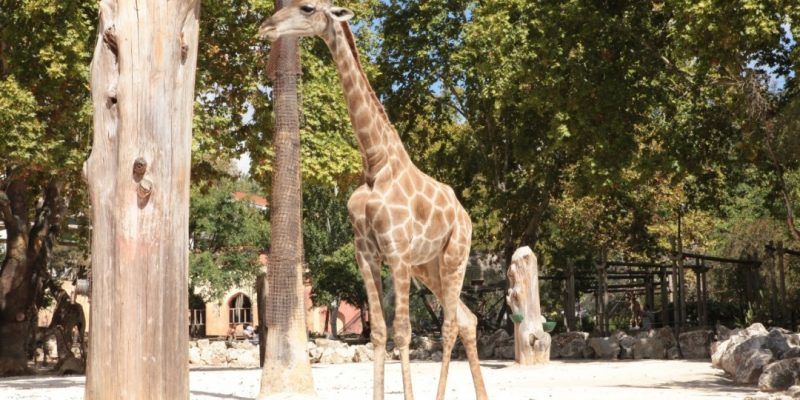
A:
[
  {"left": 189, "top": 179, "right": 270, "bottom": 302},
  {"left": 0, "top": 1, "right": 94, "bottom": 375}
]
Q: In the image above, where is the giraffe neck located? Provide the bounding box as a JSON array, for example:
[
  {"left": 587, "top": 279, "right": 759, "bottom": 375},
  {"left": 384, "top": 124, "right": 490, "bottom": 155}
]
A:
[{"left": 324, "top": 22, "right": 410, "bottom": 185}]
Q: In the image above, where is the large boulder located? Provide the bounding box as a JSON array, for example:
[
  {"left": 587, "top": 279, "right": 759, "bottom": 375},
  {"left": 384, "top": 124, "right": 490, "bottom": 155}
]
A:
[
  {"left": 228, "top": 348, "right": 259, "bottom": 367},
  {"left": 759, "top": 358, "right": 800, "bottom": 392},
  {"left": 495, "top": 345, "right": 515, "bottom": 360},
  {"left": 354, "top": 345, "right": 374, "bottom": 362},
  {"left": 618, "top": 334, "right": 638, "bottom": 359},
  {"left": 654, "top": 327, "right": 677, "bottom": 349},
  {"left": 765, "top": 328, "right": 797, "bottom": 359},
  {"left": 633, "top": 337, "right": 666, "bottom": 359},
  {"left": 189, "top": 346, "right": 203, "bottom": 365},
  {"left": 679, "top": 330, "right": 713, "bottom": 359},
  {"left": 413, "top": 336, "right": 443, "bottom": 353},
  {"left": 200, "top": 340, "right": 228, "bottom": 366},
  {"left": 553, "top": 332, "right": 589, "bottom": 359},
  {"left": 479, "top": 329, "right": 510, "bottom": 359},
  {"left": 782, "top": 347, "right": 800, "bottom": 360},
  {"left": 410, "top": 348, "right": 431, "bottom": 360},
  {"left": 735, "top": 347, "right": 774, "bottom": 384},
  {"left": 588, "top": 337, "right": 620, "bottom": 360}
]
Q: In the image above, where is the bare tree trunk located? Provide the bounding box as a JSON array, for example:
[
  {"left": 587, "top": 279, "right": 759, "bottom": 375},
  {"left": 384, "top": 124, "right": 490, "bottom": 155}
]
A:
[
  {"left": 84, "top": 0, "right": 199, "bottom": 398},
  {"left": 258, "top": 1, "right": 315, "bottom": 396},
  {"left": 506, "top": 247, "right": 550, "bottom": 365}
]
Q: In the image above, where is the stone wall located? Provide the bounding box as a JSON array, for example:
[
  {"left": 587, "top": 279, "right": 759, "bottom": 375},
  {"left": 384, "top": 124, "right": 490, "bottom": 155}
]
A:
[{"left": 189, "top": 328, "right": 715, "bottom": 368}]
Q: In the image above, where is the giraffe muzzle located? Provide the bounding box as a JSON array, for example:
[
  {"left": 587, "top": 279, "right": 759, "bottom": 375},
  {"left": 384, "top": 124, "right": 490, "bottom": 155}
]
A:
[{"left": 257, "top": 19, "right": 278, "bottom": 41}]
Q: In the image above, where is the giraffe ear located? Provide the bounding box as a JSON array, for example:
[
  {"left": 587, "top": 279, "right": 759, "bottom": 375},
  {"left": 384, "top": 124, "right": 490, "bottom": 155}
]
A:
[{"left": 329, "top": 7, "right": 354, "bottom": 21}]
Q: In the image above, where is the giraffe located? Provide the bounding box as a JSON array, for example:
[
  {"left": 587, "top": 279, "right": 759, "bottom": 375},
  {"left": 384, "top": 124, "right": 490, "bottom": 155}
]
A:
[{"left": 259, "top": 2, "right": 488, "bottom": 400}]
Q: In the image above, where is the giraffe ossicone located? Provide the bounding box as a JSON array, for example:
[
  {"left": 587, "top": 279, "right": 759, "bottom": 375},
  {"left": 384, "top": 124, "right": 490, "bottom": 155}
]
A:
[{"left": 260, "top": 2, "right": 488, "bottom": 400}]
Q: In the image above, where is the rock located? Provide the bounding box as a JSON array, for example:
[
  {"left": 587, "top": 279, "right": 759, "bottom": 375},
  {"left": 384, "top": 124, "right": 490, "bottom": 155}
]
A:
[
  {"left": 680, "top": 330, "right": 712, "bottom": 359},
  {"left": 189, "top": 347, "right": 203, "bottom": 365},
  {"left": 232, "top": 340, "right": 255, "bottom": 350},
  {"left": 722, "top": 336, "right": 766, "bottom": 377},
  {"left": 354, "top": 345, "right": 374, "bottom": 362},
  {"left": 495, "top": 345, "right": 515, "bottom": 360},
  {"left": 654, "top": 327, "right": 677, "bottom": 349},
  {"left": 782, "top": 347, "right": 800, "bottom": 360},
  {"left": 759, "top": 358, "right": 800, "bottom": 392},
  {"left": 583, "top": 343, "right": 596, "bottom": 359},
  {"left": 634, "top": 337, "right": 666, "bottom": 359},
  {"left": 745, "top": 323, "right": 769, "bottom": 337},
  {"left": 200, "top": 341, "right": 228, "bottom": 366},
  {"left": 735, "top": 348, "right": 774, "bottom": 384},
  {"left": 197, "top": 339, "right": 210, "bottom": 349},
  {"left": 553, "top": 332, "right": 589, "bottom": 359},
  {"left": 765, "top": 329, "right": 796, "bottom": 359},
  {"left": 189, "top": 340, "right": 197, "bottom": 348},
  {"left": 618, "top": 335, "right": 638, "bottom": 359},
  {"left": 588, "top": 337, "right": 620, "bottom": 360},
  {"left": 309, "top": 346, "right": 324, "bottom": 363},
  {"left": 479, "top": 329, "right": 510, "bottom": 359},
  {"left": 717, "top": 324, "right": 733, "bottom": 341},
  {"left": 787, "top": 385, "right": 800, "bottom": 398},
  {"left": 337, "top": 345, "right": 356, "bottom": 363},
  {"left": 236, "top": 349, "right": 259, "bottom": 367},
  {"left": 667, "top": 347, "right": 680, "bottom": 360},
  {"left": 413, "top": 336, "right": 443, "bottom": 353},
  {"left": 431, "top": 351, "right": 443, "bottom": 362},
  {"left": 410, "top": 348, "right": 430, "bottom": 360}
]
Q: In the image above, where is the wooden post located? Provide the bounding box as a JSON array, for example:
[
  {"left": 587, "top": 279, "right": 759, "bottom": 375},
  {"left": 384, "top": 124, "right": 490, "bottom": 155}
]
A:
[
  {"left": 767, "top": 243, "right": 778, "bottom": 323},
  {"left": 645, "top": 274, "right": 654, "bottom": 312},
  {"left": 702, "top": 263, "right": 710, "bottom": 327},
  {"left": 777, "top": 241, "right": 788, "bottom": 328},
  {"left": 693, "top": 263, "right": 703, "bottom": 327},
  {"left": 660, "top": 267, "right": 669, "bottom": 328},
  {"left": 670, "top": 239, "right": 681, "bottom": 333},
  {"left": 565, "top": 258, "right": 576, "bottom": 332},
  {"left": 594, "top": 257, "right": 608, "bottom": 336},
  {"left": 84, "top": 0, "right": 199, "bottom": 398},
  {"left": 506, "top": 247, "right": 550, "bottom": 365}
]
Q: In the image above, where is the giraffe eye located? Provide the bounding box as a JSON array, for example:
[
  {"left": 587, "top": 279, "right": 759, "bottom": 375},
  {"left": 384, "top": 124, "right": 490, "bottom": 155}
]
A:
[{"left": 300, "top": 5, "right": 315, "bottom": 14}]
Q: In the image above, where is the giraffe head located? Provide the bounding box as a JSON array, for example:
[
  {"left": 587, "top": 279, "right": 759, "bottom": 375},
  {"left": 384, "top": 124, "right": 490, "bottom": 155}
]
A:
[{"left": 258, "top": 0, "right": 354, "bottom": 42}]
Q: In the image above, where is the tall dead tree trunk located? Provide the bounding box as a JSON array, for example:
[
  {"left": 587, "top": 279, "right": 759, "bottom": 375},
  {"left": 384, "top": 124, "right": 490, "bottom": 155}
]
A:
[
  {"left": 258, "top": 0, "right": 315, "bottom": 396},
  {"left": 84, "top": 0, "right": 199, "bottom": 398},
  {"left": 0, "top": 179, "right": 63, "bottom": 375}
]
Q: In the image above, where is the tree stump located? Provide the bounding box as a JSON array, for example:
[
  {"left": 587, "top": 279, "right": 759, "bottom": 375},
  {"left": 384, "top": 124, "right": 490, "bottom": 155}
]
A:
[{"left": 506, "top": 246, "right": 550, "bottom": 365}]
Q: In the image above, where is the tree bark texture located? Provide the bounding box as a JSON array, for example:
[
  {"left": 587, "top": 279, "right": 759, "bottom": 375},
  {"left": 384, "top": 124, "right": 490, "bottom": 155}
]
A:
[
  {"left": 84, "top": 1, "right": 199, "bottom": 398},
  {"left": 506, "top": 246, "right": 550, "bottom": 365},
  {"left": 259, "top": 0, "right": 315, "bottom": 396},
  {"left": 0, "top": 179, "right": 63, "bottom": 375}
]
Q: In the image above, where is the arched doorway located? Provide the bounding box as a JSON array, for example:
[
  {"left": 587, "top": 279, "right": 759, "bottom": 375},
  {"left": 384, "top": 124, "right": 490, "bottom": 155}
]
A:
[{"left": 228, "top": 293, "right": 253, "bottom": 325}]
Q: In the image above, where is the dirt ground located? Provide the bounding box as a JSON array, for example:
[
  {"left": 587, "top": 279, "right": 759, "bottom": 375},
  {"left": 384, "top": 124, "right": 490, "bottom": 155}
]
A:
[{"left": 0, "top": 359, "right": 769, "bottom": 400}]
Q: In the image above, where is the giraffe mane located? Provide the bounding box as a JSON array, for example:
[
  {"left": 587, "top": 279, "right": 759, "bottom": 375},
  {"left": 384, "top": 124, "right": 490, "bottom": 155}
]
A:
[{"left": 339, "top": 21, "right": 391, "bottom": 126}]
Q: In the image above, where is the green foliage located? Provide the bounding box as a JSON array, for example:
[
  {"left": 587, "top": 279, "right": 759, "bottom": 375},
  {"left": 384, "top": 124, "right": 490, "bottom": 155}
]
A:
[
  {"left": 0, "top": 0, "right": 94, "bottom": 194},
  {"left": 303, "top": 185, "right": 368, "bottom": 307},
  {"left": 189, "top": 179, "right": 270, "bottom": 301}
]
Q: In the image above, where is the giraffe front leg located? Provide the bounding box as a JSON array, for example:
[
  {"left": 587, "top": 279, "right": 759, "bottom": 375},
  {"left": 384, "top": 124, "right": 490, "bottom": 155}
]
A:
[
  {"left": 354, "top": 239, "right": 387, "bottom": 400},
  {"left": 391, "top": 264, "right": 414, "bottom": 400}
]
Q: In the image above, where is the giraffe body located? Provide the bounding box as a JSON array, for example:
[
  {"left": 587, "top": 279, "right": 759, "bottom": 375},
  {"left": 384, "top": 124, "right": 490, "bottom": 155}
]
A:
[{"left": 260, "top": 3, "right": 488, "bottom": 399}]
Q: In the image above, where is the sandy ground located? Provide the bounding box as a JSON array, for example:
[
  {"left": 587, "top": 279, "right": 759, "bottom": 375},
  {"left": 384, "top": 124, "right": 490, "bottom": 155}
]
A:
[{"left": 0, "top": 359, "right": 765, "bottom": 400}]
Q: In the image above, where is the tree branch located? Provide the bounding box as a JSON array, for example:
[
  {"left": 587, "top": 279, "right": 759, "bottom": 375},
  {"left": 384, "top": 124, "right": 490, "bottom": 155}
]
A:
[
  {"left": 765, "top": 132, "right": 800, "bottom": 241},
  {"left": 0, "top": 190, "right": 17, "bottom": 232}
]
